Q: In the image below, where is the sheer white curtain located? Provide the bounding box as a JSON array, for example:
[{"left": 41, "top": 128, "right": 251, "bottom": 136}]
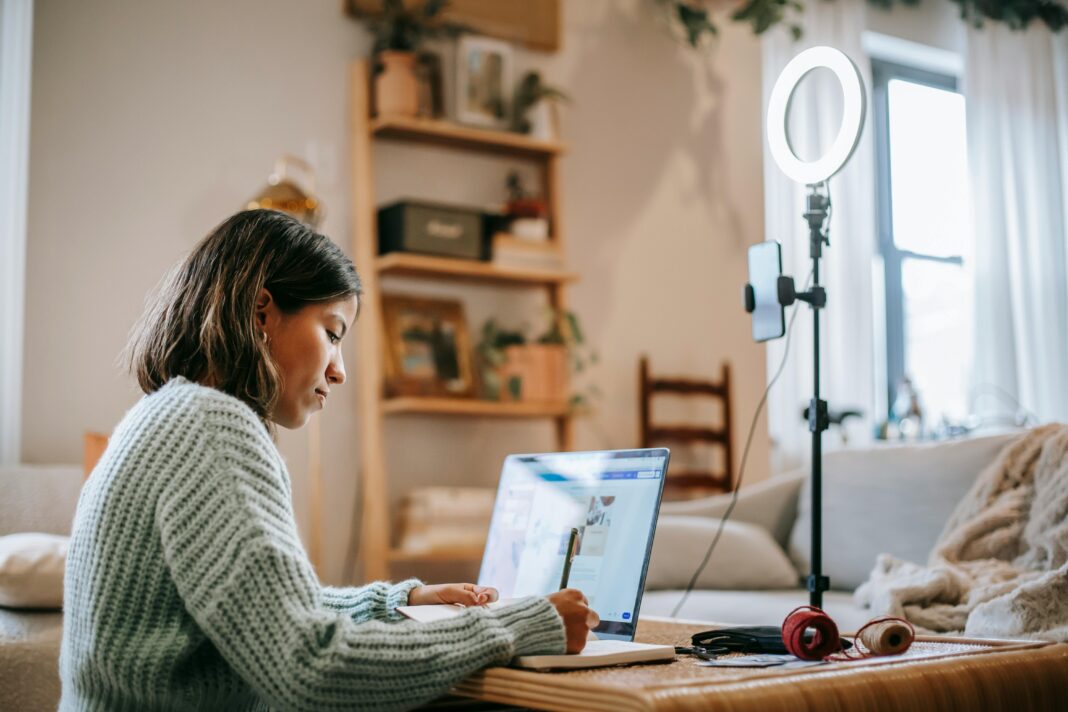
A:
[
  {"left": 966, "top": 25, "right": 1068, "bottom": 425},
  {"left": 0, "top": 0, "right": 34, "bottom": 465},
  {"left": 762, "top": 0, "right": 878, "bottom": 469}
]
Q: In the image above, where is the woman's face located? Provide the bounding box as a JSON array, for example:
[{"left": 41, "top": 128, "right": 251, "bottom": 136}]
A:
[{"left": 256, "top": 290, "right": 359, "bottom": 429}]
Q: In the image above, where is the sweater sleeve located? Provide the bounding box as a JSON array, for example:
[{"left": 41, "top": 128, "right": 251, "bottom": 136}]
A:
[
  {"left": 321, "top": 579, "right": 423, "bottom": 622},
  {"left": 156, "top": 414, "right": 565, "bottom": 711}
]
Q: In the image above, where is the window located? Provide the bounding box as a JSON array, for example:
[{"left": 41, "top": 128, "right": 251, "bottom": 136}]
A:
[{"left": 872, "top": 60, "right": 972, "bottom": 429}]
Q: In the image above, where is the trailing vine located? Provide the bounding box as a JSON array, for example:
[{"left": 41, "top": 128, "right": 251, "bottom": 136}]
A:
[{"left": 658, "top": 0, "right": 1067, "bottom": 47}]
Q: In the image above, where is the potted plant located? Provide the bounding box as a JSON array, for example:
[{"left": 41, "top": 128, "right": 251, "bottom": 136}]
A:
[
  {"left": 351, "top": 0, "right": 460, "bottom": 117},
  {"left": 475, "top": 319, "right": 527, "bottom": 401},
  {"left": 512, "top": 71, "right": 570, "bottom": 141},
  {"left": 476, "top": 310, "right": 598, "bottom": 409}
]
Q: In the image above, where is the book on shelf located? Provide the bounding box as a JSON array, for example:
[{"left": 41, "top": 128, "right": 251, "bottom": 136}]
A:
[
  {"left": 397, "top": 486, "right": 494, "bottom": 554},
  {"left": 490, "top": 233, "right": 563, "bottom": 271}
]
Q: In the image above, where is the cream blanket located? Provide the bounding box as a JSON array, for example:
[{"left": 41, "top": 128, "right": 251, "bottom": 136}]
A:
[{"left": 855, "top": 424, "right": 1068, "bottom": 641}]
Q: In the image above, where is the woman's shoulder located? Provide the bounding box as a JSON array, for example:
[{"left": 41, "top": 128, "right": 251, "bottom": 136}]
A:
[{"left": 126, "top": 376, "right": 269, "bottom": 445}]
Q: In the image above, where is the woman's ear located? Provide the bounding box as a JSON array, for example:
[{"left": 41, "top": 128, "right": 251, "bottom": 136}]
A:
[{"left": 254, "top": 288, "right": 277, "bottom": 333}]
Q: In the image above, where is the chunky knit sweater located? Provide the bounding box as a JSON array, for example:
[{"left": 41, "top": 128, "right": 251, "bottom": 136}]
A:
[{"left": 60, "top": 377, "right": 565, "bottom": 711}]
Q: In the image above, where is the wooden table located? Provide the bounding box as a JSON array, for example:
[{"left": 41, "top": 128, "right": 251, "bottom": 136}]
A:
[{"left": 435, "top": 617, "right": 1068, "bottom": 711}]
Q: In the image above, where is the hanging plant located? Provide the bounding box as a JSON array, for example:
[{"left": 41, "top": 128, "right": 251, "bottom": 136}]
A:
[
  {"left": 657, "top": 0, "right": 1066, "bottom": 46},
  {"left": 349, "top": 0, "right": 464, "bottom": 54}
]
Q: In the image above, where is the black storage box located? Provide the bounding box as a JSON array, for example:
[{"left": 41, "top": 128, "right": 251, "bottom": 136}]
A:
[{"left": 378, "top": 201, "right": 488, "bottom": 260}]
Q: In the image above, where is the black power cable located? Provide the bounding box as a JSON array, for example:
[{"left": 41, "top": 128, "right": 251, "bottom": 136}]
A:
[{"left": 670, "top": 270, "right": 813, "bottom": 618}]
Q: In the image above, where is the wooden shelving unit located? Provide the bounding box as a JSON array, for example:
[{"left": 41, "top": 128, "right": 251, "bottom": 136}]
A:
[
  {"left": 382, "top": 396, "right": 571, "bottom": 418},
  {"left": 349, "top": 60, "right": 576, "bottom": 581},
  {"left": 376, "top": 252, "right": 577, "bottom": 286},
  {"left": 388, "top": 547, "right": 485, "bottom": 563},
  {"left": 371, "top": 115, "right": 567, "bottom": 158}
]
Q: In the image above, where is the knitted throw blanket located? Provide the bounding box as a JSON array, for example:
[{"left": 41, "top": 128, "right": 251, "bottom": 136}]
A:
[{"left": 855, "top": 424, "right": 1068, "bottom": 641}]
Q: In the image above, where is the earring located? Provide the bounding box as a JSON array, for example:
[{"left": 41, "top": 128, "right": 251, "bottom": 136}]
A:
[{"left": 259, "top": 330, "right": 269, "bottom": 346}]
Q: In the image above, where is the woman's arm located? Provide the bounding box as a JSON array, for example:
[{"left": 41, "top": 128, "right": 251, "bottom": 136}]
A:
[
  {"left": 320, "top": 580, "right": 423, "bottom": 622},
  {"left": 157, "top": 417, "right": 564, "bottom": 711}
]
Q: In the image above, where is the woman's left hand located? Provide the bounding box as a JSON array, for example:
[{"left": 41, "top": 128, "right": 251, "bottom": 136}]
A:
[{"left": 408, "top": 583, "right": 499, "bottom": 607}]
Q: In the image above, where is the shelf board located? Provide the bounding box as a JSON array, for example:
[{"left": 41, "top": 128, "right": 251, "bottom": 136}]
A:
[
  {"left": 371, "top": 115, "right": 566, "bottom": 158},
  {"left": 376, "top": 252, "right": 577, "bottom": 287},
  {"left": 383, "top": 397, "right": 571, "bottom": 418},
  {"left": 388, "top": 547, "right": 485, "bottom": 563}
]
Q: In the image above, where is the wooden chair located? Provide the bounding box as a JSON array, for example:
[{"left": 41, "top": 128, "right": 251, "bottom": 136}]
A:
[
  {"left": 639, "top": 356, "right": 734, "bottom": 496},
  {"left": 83, "top": 432, "right": 109, "bottom": 479}
]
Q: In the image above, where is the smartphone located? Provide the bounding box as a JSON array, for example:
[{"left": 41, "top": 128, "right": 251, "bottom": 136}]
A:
[{"left": 747, "top": 242, "right": 785, "bottom": 342}]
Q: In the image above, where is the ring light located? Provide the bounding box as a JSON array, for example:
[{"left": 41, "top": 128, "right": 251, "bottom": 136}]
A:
[
  {"left": 749, "top": 46, "right": 868, "bottom": 610},
  {"left": 766, "top": 46, "right": 866, "bottom": 186}
]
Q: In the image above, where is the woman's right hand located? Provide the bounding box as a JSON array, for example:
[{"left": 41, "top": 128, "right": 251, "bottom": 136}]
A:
[{"left": 546, "top": 588, "right": 599, "bottom": 654}]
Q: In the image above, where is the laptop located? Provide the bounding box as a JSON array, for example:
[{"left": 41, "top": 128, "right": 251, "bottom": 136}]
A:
[{"left": 476, "top": 448, "right": 670, "bottom": 644}]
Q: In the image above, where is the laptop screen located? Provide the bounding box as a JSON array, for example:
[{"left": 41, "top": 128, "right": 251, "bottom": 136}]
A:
[{"left": 478, "top": 448, "right": 669, "bottom": 641}]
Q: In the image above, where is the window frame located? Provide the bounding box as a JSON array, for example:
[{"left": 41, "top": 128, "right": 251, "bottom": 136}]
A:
[{"left": 871, "top": 59, "right": 965, "bottom": 417}]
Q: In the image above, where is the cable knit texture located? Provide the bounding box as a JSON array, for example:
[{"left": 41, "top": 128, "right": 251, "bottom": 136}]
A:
[{"left": 60, "top": 377, "right": 565, "bottom": 711}]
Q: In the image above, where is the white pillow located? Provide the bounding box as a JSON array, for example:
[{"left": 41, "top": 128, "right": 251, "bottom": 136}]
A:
[
  {"left": 646, "top": 516, "right": 799, "bottom": 591},
  {"left": 788, "top": 432, "right": 1020, "bottom": 591},
  {"left": 0, "top": 532, "right": 68, "bottom": 609}
]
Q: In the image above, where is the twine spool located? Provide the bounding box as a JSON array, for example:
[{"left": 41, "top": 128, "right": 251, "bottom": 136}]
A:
[
  {"left": 855, "top": 617, "right": 915, "bottom": 657},
  {"left": 782, "top": 606, "right": 841, "bottom": 660}
]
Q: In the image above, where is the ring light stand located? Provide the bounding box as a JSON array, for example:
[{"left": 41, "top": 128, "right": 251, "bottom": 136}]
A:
[{"left": 756, "top": 47, "right": 867, "bottom": 609}]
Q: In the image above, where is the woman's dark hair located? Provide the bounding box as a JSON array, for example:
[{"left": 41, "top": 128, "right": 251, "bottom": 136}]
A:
[{"left": 125, "top": 209, "right": 361, "bottom": 426}]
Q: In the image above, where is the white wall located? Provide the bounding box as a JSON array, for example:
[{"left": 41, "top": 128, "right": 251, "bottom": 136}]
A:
[
  {"left": 866, "top": 0, "right": 964, "bottom": 54},
  {"left": 26, "top": 0, "right": 769, "bottom": 584}
]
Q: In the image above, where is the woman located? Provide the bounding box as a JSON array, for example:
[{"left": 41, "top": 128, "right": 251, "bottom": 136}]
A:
[{"left": 60, "top": 210, "right": 594, "bottom": 711}]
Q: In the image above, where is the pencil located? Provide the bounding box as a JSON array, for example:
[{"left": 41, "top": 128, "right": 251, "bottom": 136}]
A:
[{"left": 559, "top": 527, "right": 579, "bottom": 589}]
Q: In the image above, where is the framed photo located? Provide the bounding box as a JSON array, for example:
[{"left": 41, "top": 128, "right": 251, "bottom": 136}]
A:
[
  {"left": 382, "top": 294, "right": 476, "bottom": 398},
  {"left": 456, "top": 35, "right": 513, "bottom": 129}
]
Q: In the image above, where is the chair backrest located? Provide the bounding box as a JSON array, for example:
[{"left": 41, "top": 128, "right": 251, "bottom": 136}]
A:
[
  {"left": 83, "top": 432, "right": 109, "bottom": 480},
  {"left": 639, "top": 356, "right": 734, "bottom": 496}
]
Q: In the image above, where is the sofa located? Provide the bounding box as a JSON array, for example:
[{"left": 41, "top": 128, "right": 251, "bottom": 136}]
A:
[
  {"left": 640, "top": 431, "right": 1021, "bottom": 632},
  {"left": 0, "top": 464, "right": 82, "bottom": 712}
]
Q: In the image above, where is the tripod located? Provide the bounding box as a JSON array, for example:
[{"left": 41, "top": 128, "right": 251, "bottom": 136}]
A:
[{"left": 776, "top": 183, "right": 832, "bottom": 608}]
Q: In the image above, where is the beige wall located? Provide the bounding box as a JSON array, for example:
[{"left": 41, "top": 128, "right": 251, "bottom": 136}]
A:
[{"left": 24, "top": 0, "right": 771, "bottom": 584}]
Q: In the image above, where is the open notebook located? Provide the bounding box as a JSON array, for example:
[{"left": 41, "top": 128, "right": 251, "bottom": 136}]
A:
[{"left": 396, "top": 602, "right": 675, "bottom": 670}]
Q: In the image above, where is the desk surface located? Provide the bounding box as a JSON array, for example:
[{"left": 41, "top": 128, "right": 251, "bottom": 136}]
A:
[{"left": 443, "top": 617, "right": 1068, "bottom": 712}]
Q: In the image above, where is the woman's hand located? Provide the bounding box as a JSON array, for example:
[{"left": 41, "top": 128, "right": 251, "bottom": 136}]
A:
[
  {"left": 407, "top": 583, "right": 499, "bottom": 607},
  {"left": 546, "top": 588, "right": 599, "bottom": 654}
]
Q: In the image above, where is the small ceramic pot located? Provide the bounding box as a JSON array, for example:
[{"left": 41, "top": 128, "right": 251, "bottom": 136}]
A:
[{"left": 375, "top": 50, "right": 420, "bottom": 118}]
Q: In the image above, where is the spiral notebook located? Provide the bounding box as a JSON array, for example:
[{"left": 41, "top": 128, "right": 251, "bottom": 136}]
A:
[{"left": 396, "top": 602, "right": 674, "bottom": 669}]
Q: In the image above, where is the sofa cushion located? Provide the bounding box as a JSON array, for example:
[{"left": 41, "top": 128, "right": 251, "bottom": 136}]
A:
[
  {"left": 647, "top": 516, "right": 799, "bottom": 591},
  {"left": 0, "top": 533, "right": 68, "bottom": 609},
  {"left": 661, "top": 470, "right": 805, "bottom": 549},
  {"left": 788, "top": 432, "right": 1020, "bottom": 591},
  {"left": 642, "top": 589, "right": 872, "bottom": 632}
]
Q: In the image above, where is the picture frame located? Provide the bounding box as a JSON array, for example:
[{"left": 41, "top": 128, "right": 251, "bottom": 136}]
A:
[
  {"left": 382, "top": 294, "right": 476, "bottom": 398},
  {"left": 456, "top": 35, "right": 513, "bottom": 129}
]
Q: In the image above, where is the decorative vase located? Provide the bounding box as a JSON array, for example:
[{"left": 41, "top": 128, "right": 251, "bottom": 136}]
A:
[
  {"left": 527, "top": 99, "right": 560, "bottom": 141},
  {"left": 374, "top": 51, "right": 420, "bottom": 118}
]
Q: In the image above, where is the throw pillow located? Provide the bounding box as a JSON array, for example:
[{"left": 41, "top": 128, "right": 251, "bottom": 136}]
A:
[
  {"left": 646, "top": 515, "right": 799, "bottom": 590},
  {"left": 0, "top": 532, "right": 68, "bottom": 609},
  {"left": 788, "top": 432, "right": 1021, "bottom": 591}
]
